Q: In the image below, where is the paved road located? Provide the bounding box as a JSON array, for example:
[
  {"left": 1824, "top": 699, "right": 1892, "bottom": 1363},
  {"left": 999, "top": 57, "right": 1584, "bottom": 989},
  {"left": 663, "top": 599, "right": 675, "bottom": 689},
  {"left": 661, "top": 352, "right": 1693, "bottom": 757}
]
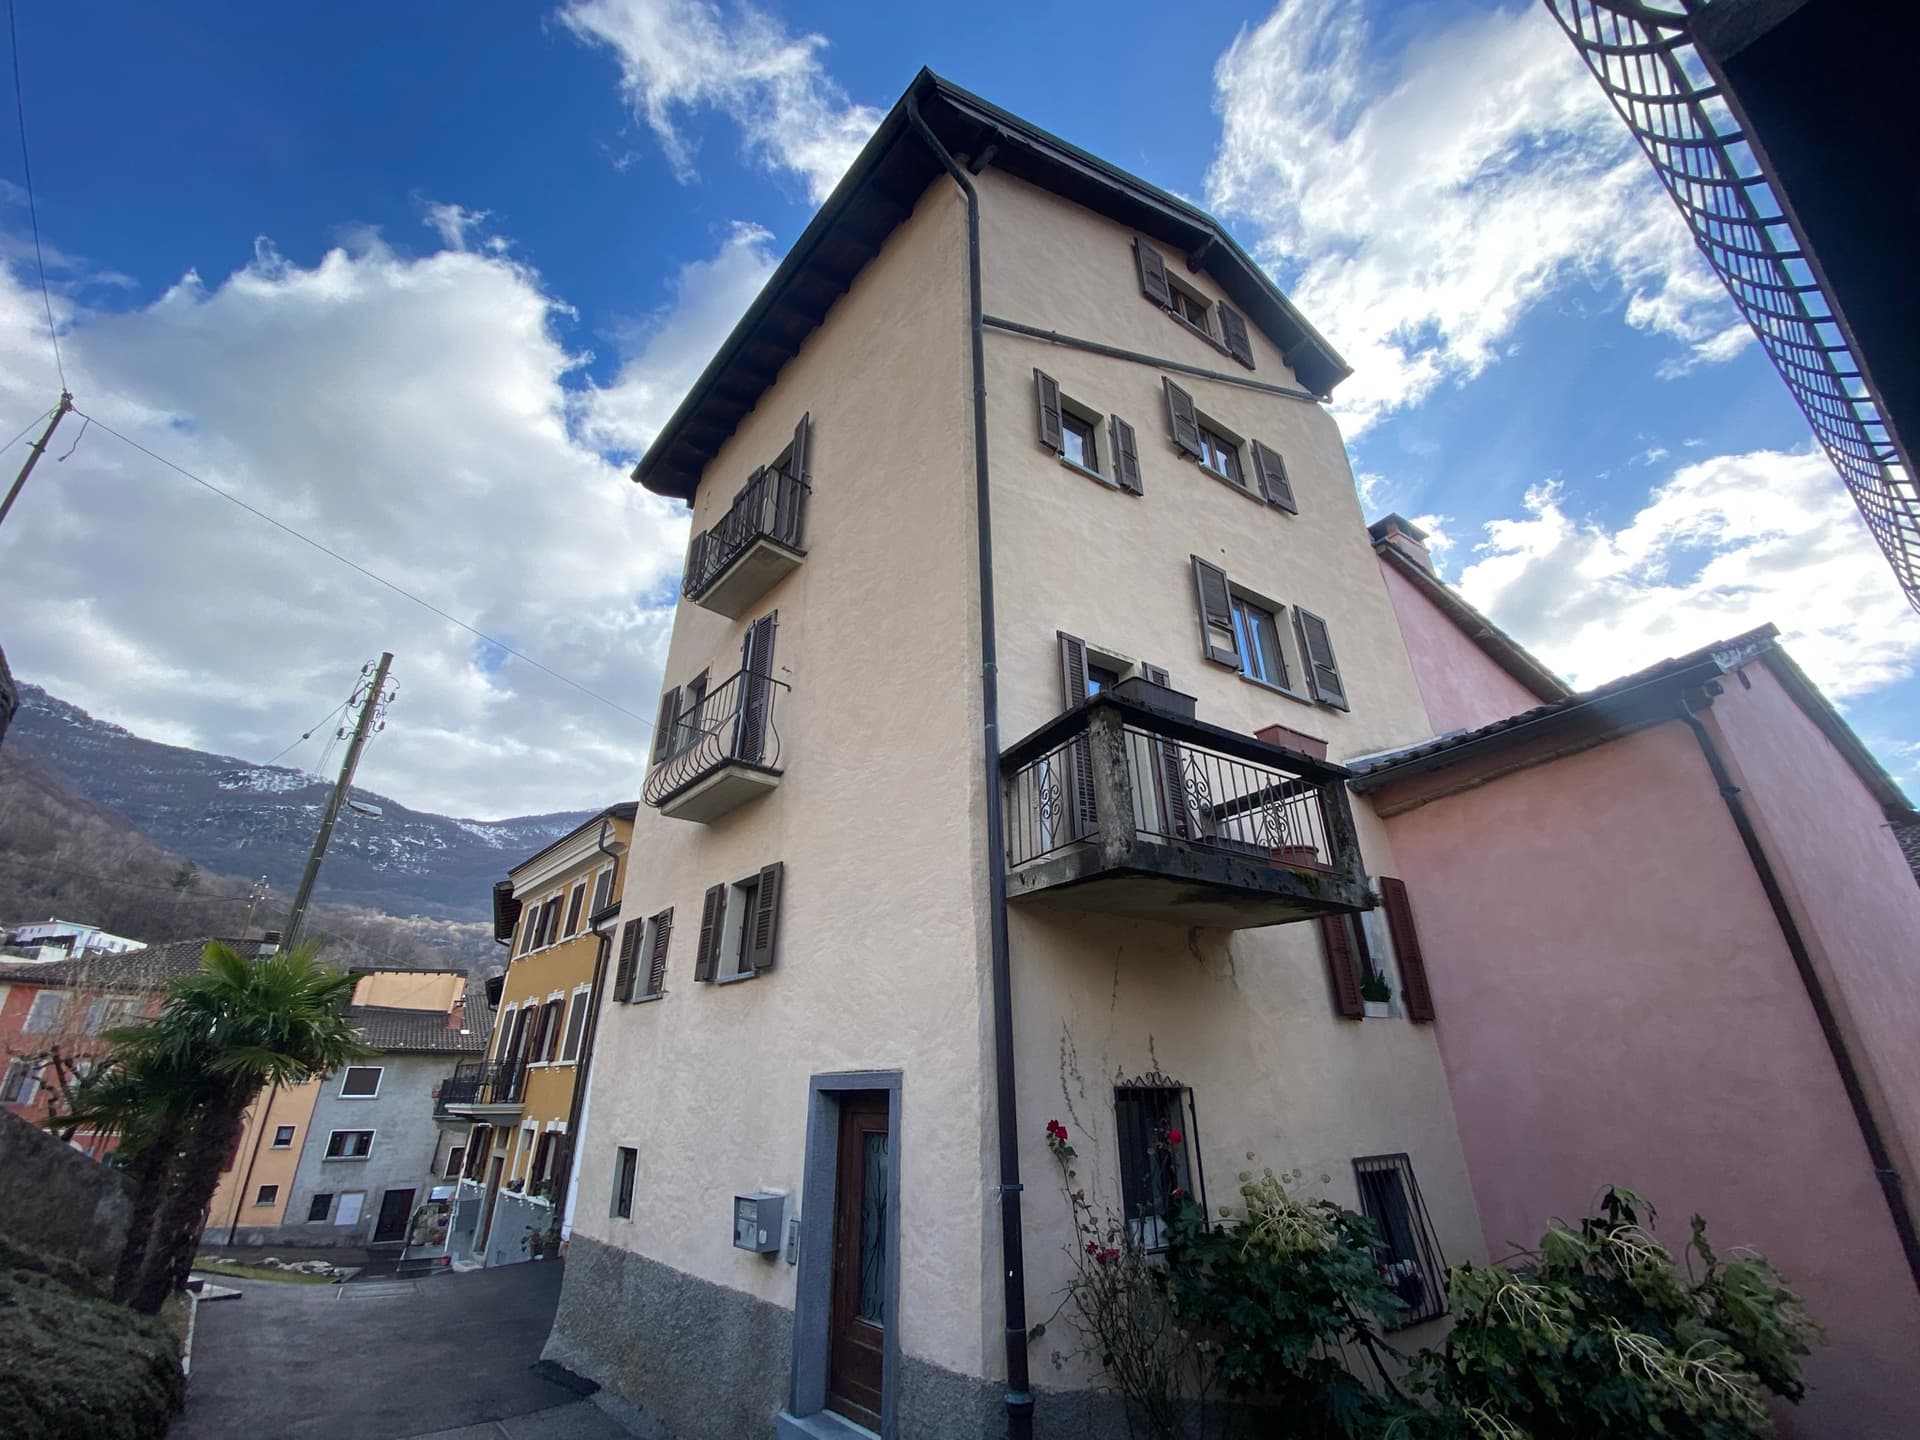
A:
[{"left": 172, "top": 1260, "right": 633, "bottom": 1440}]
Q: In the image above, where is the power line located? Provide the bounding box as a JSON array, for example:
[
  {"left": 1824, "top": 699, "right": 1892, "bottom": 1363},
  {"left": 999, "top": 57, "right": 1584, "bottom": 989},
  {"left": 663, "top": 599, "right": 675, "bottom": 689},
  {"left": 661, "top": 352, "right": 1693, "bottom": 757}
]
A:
[
  {"left": 73, "top": 410, "right": 655, "bottom": 730},
  {"left": 260, "top": 695, "right": 355, "bottom": 771},
  {"left": 0, "top": 853, "right": 253, "bottom": 902},
  {"left": 0, "top": 404, "right": 54, "bottom": 460},
  {"left": 6, "top": 0, "right": 66, "bottom": 391}
]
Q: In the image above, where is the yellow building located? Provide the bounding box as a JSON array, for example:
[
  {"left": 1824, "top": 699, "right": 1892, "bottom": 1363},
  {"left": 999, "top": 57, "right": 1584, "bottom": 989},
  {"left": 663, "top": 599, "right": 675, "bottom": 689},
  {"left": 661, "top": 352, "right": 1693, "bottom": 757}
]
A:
[{"left": 444, "top": 804, "right": 634, "bottom": 1266}]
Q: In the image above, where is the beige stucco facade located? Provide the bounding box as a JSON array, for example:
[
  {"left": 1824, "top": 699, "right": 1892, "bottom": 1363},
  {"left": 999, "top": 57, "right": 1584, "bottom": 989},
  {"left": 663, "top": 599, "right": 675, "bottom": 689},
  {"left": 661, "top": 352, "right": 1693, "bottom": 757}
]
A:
[
  {"left": 207, "top": 1075, "right": 321, "bottom": 1235},
  {"left": 557, "top": 103, "right": 1485, "bottom": 1437}
]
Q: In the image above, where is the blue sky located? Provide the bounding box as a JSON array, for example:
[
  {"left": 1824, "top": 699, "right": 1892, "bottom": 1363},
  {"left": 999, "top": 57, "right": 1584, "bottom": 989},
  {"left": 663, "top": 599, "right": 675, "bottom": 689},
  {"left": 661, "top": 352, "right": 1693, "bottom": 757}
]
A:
[{"left": 1, "top": 0, "right": 1913, "bottom": 817}]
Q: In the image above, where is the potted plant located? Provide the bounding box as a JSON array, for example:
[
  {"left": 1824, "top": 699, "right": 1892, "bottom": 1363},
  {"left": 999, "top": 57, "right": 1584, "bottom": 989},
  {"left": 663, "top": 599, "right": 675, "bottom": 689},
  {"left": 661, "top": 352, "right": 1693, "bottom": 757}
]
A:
[
  {"left": 1272, "top": 842, "right": 1322, "bottom": 869},
  {"left": 1359, "top": 970, "right": 1393, "bottom": 1019}
]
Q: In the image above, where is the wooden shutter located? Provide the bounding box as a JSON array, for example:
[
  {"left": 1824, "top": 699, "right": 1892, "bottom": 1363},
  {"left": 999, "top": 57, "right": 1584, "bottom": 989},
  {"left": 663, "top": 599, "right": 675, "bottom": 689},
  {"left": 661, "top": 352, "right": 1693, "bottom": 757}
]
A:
[
  {"left": 748, "top": 862, "right": 784, "bottom": 972},
  {"left": 612, "top": 919, "right": 642, "bottom": 1002},
  {"left": 1190, "top": 557, "right": 1242, "bottom": 667},
  {"left": 1057, "top": 633, "right": 1097, "bottom": 837},
  {"left": 790, "top": 412, "right": 811, "bottom": 484},
  {"left": 644, "top": 909, "right": 673, "bottom": 998},
  {"left": 1380, "top": 878, "right": 1435, "bottom": 1023},
  {"left": 1034, "top": 369, "right": 1063, "bottom": 452},
  {"left": 1320, "top": 915, "right": 1364, "bottom": 1019},
  {"left": 1163, "top": 378, "right": 1203, "bottom": 459},
  {"left": 1109, "top": 415, "right": 1142, "bottom": 494},
  {"left": 517, "top": 909, "right": 537, "bottom": 955},
  {"left": 1136, "top": 665, "right": 1190, "bottom": 838},
  {"left": 693, "top": 884, "right": 726, "bottom": 982},
  {"left": 1217, "top": 302, "right": 1254, "bottom": 368},
  {"left": 1251, "top": 441, "right": 1297, "bottom": 513},
  {"left": 545, "top": 1000, "right": 565, "bottom": 1061},
  {"left": 735, "top": 614, "right": 777, "bottom": 764},
  {"left": 1293, "top": 609, "right": 1349, "bottom": 709},
  {"left": 1135, "top": 238, "right": 1172, "bottom": 307},
  {"left": 564, "top": 885, "right": 585, "bottom": 937},
  {"left": 649, "top": 685, "right": 681, "bottom": 766}
]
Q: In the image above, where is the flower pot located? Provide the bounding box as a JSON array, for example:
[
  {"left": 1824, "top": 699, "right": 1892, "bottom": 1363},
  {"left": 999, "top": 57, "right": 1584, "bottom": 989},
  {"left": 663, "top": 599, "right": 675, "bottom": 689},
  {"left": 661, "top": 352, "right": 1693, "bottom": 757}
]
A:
[
  {"left": 1272, "top": 844, "right": 1321, "bottom": 869},
  {"left": 1362, "top": 998, "right": 1392, "bottom": 1019}
]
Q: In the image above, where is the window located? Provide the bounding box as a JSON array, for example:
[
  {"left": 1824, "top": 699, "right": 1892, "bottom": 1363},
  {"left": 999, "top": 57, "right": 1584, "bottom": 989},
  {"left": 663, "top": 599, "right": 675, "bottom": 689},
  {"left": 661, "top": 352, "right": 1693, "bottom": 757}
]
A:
[
  {"left": 1231, "top": 594, "right": 1294, "bottom": 691},
  {"left": 1033, "top": 369, "right": 1144, "bottom": 494},
  {"left": 271, "top": 1124, "right": 296, "bottom": 1149},
  {"left": 1115, "top": 1085, "right": 1199, "bottom": 1252},
  {"left": 1167, "top": 280, "right": 1212, "bottom": 336},
  {"left": 465, "top": 1126, "right": 491, "bottom": 1180},
  {"left": 721, "top": 875, "right": 760, "bottom": 980},
  {"left": 325, "top": 1130, "right": 374, "bottom": 1160},
  {"left": 563, "top": 883, "right": 586, "bottom": 938},
  {"left": 1060, "top": 410, "right": 1098, "bottom": 472},
  {"left": 22, "top": 991, "right": 65, "bottom": 1033},
  {"left": 1354, "top": 1154, "right": 1447, "bottom": 1328},
  {"left": 83, "top": 998, "right": 111, "bottom": 1035},
  {"left": 540, "top": 895, "right": 562, "bottom": 947},
  {"left": 445, "top": 1145, "right": 466, "bottom": 1179},
  {"left": 339, "top": 1066, "right": 383, "bottom": 1098},
  {"left": 1135, "top": 237, "right": 1256, "bottom": 367},
  {"left": 517, "top": 908, "right": 537, "bottom": 956},
  {"left": 254, "top": 1184, "right": 279, "bottom": 1207},
  {"left": 530, "top": 1130, "right": 558, "bottom": 1198},
  {"left": 561, "top": 990, "right": 590, "bottom": 1060},
  {"left": 673, "top": 671, "right": 711, "bottom": 758},
  {"left": 1, "top": 1059, "right": 43, "bottom": 1104},
  {"left": 694, "top": 866, "right": 783, "bottom": 982},
  {"left": 611, "top": 1145, "right": 637, "bottom": 1219},
  {"left": 335, "top": 1192, "right": 365, "bottom": 1227},
  {"left": 307, "top": 1193, "right": 334, "bottom": 1223},
  {"left": 540, "top": 998, "right": 565, "bottom": 1062},
  {"left": 1197, "top": 421, "right": 1243, "bottom": 486}
]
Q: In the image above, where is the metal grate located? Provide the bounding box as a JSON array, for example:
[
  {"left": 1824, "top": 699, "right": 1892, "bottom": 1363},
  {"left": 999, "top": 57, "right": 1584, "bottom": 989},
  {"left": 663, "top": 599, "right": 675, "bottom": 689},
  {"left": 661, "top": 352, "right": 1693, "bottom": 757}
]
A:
[
  {"left": 1544, "top": 0, "right": 1919, "bottom": 611},
  {"left": 1353, "top": 1153, "right": 1448, "bottom": 1328}
]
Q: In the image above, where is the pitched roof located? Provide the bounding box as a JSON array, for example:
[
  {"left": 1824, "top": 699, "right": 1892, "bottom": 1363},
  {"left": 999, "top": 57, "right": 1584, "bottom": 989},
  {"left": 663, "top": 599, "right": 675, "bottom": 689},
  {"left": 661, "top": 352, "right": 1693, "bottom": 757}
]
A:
[
  {"left": 0, "top": 937, "right": 271, "bottom": 992},
  {"left": 633, "top": 68, "right": 1351, "bottom": 502},
  {"left": 349, "top": 1005, "right": 489, "bottom": 1056}
]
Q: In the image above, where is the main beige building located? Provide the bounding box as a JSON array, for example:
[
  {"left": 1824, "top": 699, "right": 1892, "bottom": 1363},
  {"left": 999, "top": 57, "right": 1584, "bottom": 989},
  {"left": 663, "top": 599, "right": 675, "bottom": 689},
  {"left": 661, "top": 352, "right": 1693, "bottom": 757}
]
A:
[{"left": 550, "top": 72, "right": 1488, "bottom": 1439}]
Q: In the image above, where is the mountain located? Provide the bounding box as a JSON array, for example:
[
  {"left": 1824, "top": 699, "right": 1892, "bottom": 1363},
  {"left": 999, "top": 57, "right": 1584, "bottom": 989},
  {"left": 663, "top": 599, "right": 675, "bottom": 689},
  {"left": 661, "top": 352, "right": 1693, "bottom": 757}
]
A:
[{"left": 5, "top": 685, "right": 599, "bottom": 922}]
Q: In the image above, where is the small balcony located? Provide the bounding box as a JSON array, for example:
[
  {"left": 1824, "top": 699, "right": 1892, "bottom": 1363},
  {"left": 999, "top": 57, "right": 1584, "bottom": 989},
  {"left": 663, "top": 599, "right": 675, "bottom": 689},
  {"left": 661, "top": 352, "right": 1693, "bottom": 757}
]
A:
[
  {"left": 642, "top": 666, "right": 786, "bottom": 824},
  {"left": 683, "top": 466, "right": 808, "bottom": 618},
  {"left": 436, "top": 1059, "right": 525, "bottom": 1118},
  {"left": 1001, "top": 684, "right": 1367, "bottom": 928}
]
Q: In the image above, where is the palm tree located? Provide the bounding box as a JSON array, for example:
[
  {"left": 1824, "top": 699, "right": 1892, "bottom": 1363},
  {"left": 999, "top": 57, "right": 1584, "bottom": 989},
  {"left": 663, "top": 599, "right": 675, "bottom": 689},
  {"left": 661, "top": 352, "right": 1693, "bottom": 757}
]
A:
[{"left": 112, "top": 941, "right": 368, "bottom": 1313}]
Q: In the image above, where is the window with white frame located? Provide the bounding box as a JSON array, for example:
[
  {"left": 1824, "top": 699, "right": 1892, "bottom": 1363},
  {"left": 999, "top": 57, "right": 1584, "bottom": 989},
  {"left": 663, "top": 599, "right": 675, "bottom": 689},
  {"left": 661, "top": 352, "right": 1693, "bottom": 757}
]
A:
[
  {"left": 445, "top": 1144, "right": 466, "bottom": 1179},
  {"left": 339, "top": 1066, "right": 383, "bottom": 1098},
  {"left": 271, "top": 1124, "right": 296, "bottom": 1148},
  {"left": 325, "top": 1129, "right": 374, "bottom": 1160},
  {"left": 1229, "top": 589, "right": 1302, "bottom": 696},
  {"left": 22, "top": 991, "right": 66, "bottom": 1033},
  {"left": 254, "top": 1184, "right": 279, "bottom": 1206}
]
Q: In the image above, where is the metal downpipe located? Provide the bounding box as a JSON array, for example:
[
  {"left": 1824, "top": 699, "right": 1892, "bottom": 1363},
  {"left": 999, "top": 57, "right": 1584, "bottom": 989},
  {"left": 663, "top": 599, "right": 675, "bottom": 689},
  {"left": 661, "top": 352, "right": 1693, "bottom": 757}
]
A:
[{"left": 906, "top": 92, "right": 1036, "bottom": 1438}]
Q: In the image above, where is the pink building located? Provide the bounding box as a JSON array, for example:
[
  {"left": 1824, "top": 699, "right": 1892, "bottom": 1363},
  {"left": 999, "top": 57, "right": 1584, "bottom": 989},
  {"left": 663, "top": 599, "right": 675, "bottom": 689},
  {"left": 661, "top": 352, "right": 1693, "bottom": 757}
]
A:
[{"left": 1361, "top": 516, "right": 1920, "bottom": 1438}]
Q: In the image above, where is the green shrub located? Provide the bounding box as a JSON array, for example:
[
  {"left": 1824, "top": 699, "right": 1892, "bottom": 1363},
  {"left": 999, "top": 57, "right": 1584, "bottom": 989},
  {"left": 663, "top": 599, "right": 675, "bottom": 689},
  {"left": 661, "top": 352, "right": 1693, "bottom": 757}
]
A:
[{"left": 0, "top": 1231, "right": 183, "bottom": 1440}]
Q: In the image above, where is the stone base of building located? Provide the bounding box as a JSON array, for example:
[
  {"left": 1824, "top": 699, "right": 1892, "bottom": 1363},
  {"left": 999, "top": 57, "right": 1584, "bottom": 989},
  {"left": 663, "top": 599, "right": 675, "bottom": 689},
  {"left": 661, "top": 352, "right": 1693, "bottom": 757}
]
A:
[{"left": 544, "top": 1233, "right": 1158, "bottom": 1440}]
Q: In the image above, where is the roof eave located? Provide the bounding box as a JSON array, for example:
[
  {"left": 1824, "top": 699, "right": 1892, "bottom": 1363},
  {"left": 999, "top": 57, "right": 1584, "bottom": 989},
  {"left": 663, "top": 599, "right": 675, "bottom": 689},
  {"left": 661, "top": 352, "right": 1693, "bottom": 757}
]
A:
[{"left": 1374, "top": 541, "right": 1572, "bottom": 704}]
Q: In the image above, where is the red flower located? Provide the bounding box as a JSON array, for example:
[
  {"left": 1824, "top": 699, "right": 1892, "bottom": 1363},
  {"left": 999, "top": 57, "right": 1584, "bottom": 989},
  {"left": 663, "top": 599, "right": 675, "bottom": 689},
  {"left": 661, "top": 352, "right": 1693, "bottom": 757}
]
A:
[
  {"left": 1045, "top": 1120, "right": 1070, "bottom": 1143},
  {"left": 1085, "top": 1240, "right": 1100, "bottom": 1256},
  {"left": 1172, "top": 1188, "right": 1184, "bottom": 1201},
  {"left": 1165, "top": 1128, "right": 1183, "bottom": 1145}
]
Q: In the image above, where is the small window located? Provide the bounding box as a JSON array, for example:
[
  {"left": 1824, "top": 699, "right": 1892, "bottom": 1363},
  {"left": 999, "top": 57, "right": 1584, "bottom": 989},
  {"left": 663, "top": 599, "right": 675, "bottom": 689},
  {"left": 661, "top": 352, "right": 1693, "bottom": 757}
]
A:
[
  {"left": 1167, "top": 281, "right": 1212, "bottom": 336},
  {"left": 254, "top": 1184, "right": 279, "bottom": 1207},
  {"left": 541, "top": 998, "right": 565, "bottom": 1063},
  {"left": 306, "top": 1192, "right": 334, "bottom": 1223},
  {"left": 1198, "top": 422, "right": 1243, "bottom": 486},
  {"left": 1, "top": 1059, "right": 43, "bottom": 1104},
  {"left": 612, "top": 1146, "right": 637, "bottom": 1219},
  {"left": 719, "top": 875, "right": 760, "bottom": 980},
  {"left": 1230, "top": 594, "right": 1294, "bottom": 691},
  {"left": 326, "top": 1130, "right": 374, "bottom": 1160},
  {"left": 1114, "top": 1085, "right": 1200, "bottom": 1252},
  {"left": 22, "top": 991, "right": 66, "bottom": 1033},
  {"left": 561, "top": 990, "right": 590, "bottom": 1061},
  {"left": 1085, "top": 663, "right": 1122, "bottom": 697},
  {"left": 1354, "top": 1154, "right": 1447, "bottom": 1328},
  {"left": 339, "top": 1066, "right": 383, "bottom": 1098},
  {"left": 271, "top": 1124, "right": 296, "bottom": 1149},
  {"left": 1060, "top": 410, "right": 1098, "bottom": 472},
  {"left": 530, "top": 1130, "right": 559, "bottom": 1198},
  {"left": 445, "top": 1145, "right": 467, "bottom": 1179},
  {"left": 672, "top": 672, "right": 711, "bottom": 758},
  {"left": 335, "top": 1192, "right": 365, "bottom": 1227}
]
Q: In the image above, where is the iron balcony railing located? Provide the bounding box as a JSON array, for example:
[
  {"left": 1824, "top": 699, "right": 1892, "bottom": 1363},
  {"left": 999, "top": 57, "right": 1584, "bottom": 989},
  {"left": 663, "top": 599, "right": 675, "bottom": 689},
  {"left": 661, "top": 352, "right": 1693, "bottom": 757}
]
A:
[
  {"left": 1002, "top": 693, "right": 1362, "bottom": 884},
  {"left": 682, "top": 467, "right": 809, "bottom": 602},
  {"left": 642, "top": 665, "right": 787, "bottom": 809},
  {"left": 436, "top": 1058, "right": 524, "bottom": 1114}
]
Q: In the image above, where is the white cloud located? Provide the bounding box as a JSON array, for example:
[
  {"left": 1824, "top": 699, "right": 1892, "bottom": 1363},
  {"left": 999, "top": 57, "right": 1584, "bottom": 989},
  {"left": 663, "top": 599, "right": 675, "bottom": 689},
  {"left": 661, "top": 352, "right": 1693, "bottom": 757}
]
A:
[
  {"left": 1452, "top": 447, "right": 1920, "bottom": 701},
  {"left": 1406, "top": 512, "right": 1455, "bottom": 575},
  {"left": 421, "top": 201, "right": 492, "bottom": 253},
  {"left": 1206, "top": 1, "right": 1748, "bottom": 437},
  {"left": 574, "top": 221, "right": 777, "bottom": 458},
  {"left": 557, "top": 0, "right": 881, "bottom": 204},
  {"left": 0, "top": 221, "right": 761, "bottom": 818}
]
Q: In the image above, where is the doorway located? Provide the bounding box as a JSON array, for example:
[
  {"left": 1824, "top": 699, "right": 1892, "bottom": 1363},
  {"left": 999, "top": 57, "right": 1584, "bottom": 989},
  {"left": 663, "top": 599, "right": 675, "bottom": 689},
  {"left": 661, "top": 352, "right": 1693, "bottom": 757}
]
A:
[
  {"left": 478, "top": 1157, "right": 505, "bottom": 1253},
  {"left": 828, "top": 1093, "right": 889, "bottom": 1428},
  {"left": 373, "top": 1187, "right": 415, "bottom": 1244}
]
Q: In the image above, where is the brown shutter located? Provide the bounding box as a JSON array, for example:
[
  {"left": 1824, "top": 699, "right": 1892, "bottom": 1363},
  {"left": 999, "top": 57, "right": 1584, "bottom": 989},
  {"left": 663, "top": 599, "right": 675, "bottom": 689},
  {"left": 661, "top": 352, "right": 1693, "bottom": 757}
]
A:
[
  {"left": 748, "top": 862, "right": 784, "bottom": 972},
  {"left": 1190, "top": 557, "right": 1242, "bottom": 667},
  {"left": 790, "top": 412, "right": 811, "bottom": 484},
  {"left": 693, "top": 884, "right": 725, "bottom": 982},
  {"left": 1163, "top": 378, "right": 1203, "bottom": 459},
  {"left": 734, "top": 614, "right": 777, "bottom": 763},
  {"left": 564, "top": 884, "right": 585, "bottom": 937},
  {"left": 1058, "top": 631, "right": 1091, "bottom": 706},
  {"left": 1380, "top": 878, "right": 1435, "bottom": 1023},
  {"left": 1135, "top": 238, "right": 1172, "bottom": 307},
  {"left": 649, "top": 685, "right": 681, "bottom": 766},
  {"left": 1217, "top": 302, "right": 1254, "bottom": 368},
  {"left": 1321, "top": 915, "right": 1364, "bottom": 1019},
  {"left": 1034, "top": 369, "right": 1063, "bottom": 452},
  {"left": 645, "top": 909, "right": 673, "bottom": 998},
  {"left": 1293, "top": 609, "right": 1348, "bottom": 709},
  {"left": 1141, "top": 663, "right": 1170, "bottom": 685},
  {"left": 1109, "top": 415, "right": 1142, "bottom": 494},
  {"left": 612, "top": 919, "right": 642, "bottom": 1002},
  {"left": 684, "top": 528, "right": 708, "bottom": 594},
  {"left": 1251, "top": 441, "right": 1297, "bottom": 513},
  {"left": 1057, "top": 633, "right": 1096, "bottom": 836}
]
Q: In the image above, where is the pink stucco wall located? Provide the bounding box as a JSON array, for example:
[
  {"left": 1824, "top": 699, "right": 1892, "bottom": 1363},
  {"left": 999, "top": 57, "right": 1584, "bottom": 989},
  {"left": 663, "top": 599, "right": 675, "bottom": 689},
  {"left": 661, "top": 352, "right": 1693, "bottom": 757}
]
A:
[
  {"left": 1382, "top": 714, "right": 1920, "bottom": 1437},
  {"left": 1377, "top": 558, "right": 1547, "bottom": 734}
]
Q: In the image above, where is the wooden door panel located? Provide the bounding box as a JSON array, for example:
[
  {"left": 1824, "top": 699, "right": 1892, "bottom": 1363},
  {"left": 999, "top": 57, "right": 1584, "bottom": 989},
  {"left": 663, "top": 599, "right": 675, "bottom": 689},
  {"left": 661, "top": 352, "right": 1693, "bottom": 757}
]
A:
[{"left": 827, "top": 1092, "right": 889, "bottom": 1430}]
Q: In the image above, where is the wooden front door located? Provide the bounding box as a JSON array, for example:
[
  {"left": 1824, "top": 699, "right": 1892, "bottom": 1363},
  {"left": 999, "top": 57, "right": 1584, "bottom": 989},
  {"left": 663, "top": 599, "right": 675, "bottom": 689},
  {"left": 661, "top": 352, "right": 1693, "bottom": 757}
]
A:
[
  {"left": 374, "top": 1187, "right": 415, "bottom": 1244},
  {"left": 827, "top": 1092, "right": 889, "bottom": 1429}
]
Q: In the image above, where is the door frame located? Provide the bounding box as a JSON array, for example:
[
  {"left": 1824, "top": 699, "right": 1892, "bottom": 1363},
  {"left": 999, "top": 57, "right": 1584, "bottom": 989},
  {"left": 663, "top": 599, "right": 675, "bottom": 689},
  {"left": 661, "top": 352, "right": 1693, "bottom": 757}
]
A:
[
  {"left": 788, "top": 1070, "right": 902, "bottom": 1438},
  {"left": 373, "top": 1186, "right": 415, "bottom": 1244}
]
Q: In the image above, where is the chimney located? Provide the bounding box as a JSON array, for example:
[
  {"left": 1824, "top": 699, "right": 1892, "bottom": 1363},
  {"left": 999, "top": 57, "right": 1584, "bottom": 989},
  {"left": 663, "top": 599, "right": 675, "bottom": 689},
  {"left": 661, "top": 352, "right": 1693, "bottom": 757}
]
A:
[{"left": 1368, "top": 513, "right": 1434, "bottom": 575}]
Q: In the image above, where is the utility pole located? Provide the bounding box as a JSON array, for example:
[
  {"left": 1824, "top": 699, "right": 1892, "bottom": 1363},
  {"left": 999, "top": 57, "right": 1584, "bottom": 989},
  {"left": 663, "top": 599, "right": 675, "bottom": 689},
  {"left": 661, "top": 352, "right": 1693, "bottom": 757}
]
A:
[
  {"left": 284, "top": 652, "right": 392, "bottom": 948},
  {"left": 239, "top": 876, "right": 270, "bottom": 939},
  {"left": 0, "top": 391, "right": 73, "bottom": 532}
]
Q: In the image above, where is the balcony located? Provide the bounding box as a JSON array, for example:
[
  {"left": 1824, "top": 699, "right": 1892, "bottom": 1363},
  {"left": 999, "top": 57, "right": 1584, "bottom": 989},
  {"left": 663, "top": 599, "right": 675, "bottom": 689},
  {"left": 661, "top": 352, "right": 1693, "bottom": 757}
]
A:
[
  {"left": 1001, "top": 684, "right": 1367, "bottom": 928},
  {"left": 642, "top": 666, "right": 786, "bottom": 823},
  {"left": 436, "top": 1059, "right": 525, "bottom": 1118},
  {"left": 683, "top": 466, "right": 808, "bottom": 618}
]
